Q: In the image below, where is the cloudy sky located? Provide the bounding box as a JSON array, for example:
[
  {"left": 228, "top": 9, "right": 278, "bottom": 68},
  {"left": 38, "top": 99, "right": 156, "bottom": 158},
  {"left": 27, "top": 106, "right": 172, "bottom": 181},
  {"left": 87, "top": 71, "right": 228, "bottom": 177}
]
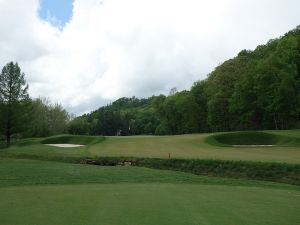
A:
[{"left": 0, "top": 0, "right": 299, "bottom": 115}]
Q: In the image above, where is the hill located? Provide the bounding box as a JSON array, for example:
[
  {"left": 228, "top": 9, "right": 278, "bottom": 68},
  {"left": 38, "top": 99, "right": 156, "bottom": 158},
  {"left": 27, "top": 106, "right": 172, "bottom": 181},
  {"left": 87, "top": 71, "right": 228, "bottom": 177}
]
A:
[{"left": 69, "top": 26, "right": 300, "bottom": 136}]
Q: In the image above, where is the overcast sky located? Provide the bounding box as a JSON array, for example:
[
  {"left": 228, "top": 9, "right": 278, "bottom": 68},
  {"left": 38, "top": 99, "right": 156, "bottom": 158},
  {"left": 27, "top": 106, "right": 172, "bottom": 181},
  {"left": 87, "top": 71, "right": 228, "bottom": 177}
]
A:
[{"left": 0, "top": 0, "right": 299, "bottom": 115}]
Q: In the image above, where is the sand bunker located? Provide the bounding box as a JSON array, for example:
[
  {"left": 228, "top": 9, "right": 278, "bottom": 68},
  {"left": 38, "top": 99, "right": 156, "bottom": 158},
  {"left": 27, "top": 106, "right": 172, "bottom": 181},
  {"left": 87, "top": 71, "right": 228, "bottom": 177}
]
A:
[{"left": 45, "top": 144, "right": 85, "bottom": 148}]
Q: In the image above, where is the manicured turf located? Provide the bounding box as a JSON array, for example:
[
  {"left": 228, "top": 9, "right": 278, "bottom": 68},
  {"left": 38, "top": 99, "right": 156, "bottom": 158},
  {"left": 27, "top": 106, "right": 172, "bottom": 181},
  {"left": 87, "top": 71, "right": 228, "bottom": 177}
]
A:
[
  {"left": 1, "top": 184, "right": 300, "bottom": 225},
  {"left": 0, "top": 159, "right": 299, "bottom": 225},
  {"left": 0, "top": 131, "right": 299, "bottom": 224},
  {"left": 1, "top": 130, "right": 300, "bottom": 163},
  {"left": 87, "top": 130, "right": 300, "bottom": 163}
]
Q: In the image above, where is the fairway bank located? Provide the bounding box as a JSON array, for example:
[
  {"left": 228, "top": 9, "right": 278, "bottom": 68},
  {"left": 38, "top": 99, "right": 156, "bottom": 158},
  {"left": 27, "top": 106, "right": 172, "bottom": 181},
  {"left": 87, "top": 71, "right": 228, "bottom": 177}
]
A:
[
  {"left": 88, "top": 132, "right": 300, "bottom": 163},
  {"left": 2, "top": 158, "right": 298, "bottom": 189},
  {"left": 41, "top": 135, "right": 105, "bottom": 146},
  {"left": 81, "top": 157, "right": 300, "bottom": 185},
  {"left": 206, "top": 131, "right": 300, "bottom": 147},
  {"left": 1, "top": 131, "right": 300, "bottom": 185}
]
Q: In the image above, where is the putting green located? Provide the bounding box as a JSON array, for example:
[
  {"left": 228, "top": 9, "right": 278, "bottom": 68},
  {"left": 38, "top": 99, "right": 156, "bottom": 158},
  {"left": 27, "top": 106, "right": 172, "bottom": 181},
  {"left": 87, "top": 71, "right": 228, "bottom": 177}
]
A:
[{"left": 1, "top": 184, "right": 299, "bottom": 225}]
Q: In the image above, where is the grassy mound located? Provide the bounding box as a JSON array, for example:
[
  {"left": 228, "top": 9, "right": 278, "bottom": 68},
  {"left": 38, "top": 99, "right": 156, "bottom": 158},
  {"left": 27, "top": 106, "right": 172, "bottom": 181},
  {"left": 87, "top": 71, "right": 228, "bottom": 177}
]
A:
[
  {"left": 41, "top": 135, "right": 105, "bottom": 146},
  {"left": 2, "top": 158, "right": 292, "bottom": 188},
  {"left": 206, "top": 131, "right": 300, "bottom": 147}
]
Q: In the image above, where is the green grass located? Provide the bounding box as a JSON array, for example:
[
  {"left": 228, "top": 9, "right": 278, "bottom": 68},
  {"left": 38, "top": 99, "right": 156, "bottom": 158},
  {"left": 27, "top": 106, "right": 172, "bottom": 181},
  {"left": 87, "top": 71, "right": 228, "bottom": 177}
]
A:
[
  {"left": 41, "top": 134, "right": 105, "bottom": 145},
  {"left": 0, "top": 159, "right": 299, "bottom": 225},
  {"left": 206, "top": 131, "right": 300, "bottom": 146},
  {"left": 1, "top": 130, "right": 300, "bottom": 164},
  {"left": 0, "top": 141, "right": 90, "bottom": 160},
  {"left": 86, "top": 130, "right": 300, "bottom": 163},
  {"left": 1, "top": 184, "right": 300, "bottom": 225},
  {"left": 0, "top": 135, "right": 94, "bottom": 161},
  {"left": 137, "top": 158, "right": 300, "bottom": 185},
  {"left": 1, "top": 131, "right": 299, "bottom": 225},
  {"left": 1, "top": 158, "right": 297, "bottom": 188}
]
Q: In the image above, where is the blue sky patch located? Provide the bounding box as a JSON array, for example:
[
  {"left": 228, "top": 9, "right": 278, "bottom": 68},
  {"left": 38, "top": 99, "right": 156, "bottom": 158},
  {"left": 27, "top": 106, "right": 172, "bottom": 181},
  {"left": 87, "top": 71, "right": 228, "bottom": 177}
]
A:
[{"left": 39, "top": 0, "right": 73, "bottom": 28}]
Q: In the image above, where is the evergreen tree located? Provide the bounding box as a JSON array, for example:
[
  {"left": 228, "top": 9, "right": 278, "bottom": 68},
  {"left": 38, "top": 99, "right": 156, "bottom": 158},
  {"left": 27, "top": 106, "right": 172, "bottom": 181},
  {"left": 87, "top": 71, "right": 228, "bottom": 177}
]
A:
[{"left": 0, "top": 62, "right": 29, "bottom": 146}]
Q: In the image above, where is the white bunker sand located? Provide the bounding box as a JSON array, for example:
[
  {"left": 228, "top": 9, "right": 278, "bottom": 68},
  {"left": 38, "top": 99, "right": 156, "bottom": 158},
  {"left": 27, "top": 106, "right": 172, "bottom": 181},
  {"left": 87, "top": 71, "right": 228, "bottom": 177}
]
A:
[{"left": 45, "top": 144, "right": 85, "bottom": 148}]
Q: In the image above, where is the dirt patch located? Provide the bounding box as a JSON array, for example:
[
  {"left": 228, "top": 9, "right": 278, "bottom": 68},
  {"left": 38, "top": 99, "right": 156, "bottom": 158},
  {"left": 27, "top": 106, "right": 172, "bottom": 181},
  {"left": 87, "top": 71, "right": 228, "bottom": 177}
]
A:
[{"left": 45, "top": 144, "right": 85, "bottom": 148}]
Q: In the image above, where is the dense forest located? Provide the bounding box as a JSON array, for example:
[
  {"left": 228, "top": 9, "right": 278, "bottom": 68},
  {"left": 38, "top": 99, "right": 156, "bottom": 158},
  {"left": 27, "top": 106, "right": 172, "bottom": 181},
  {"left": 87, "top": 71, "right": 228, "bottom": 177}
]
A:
[
  {"left": 69, "top": 26, "right": 300, "bottom": 136},
  {"left": 1, "top": 26, "right": 299, "bottom": 144}
]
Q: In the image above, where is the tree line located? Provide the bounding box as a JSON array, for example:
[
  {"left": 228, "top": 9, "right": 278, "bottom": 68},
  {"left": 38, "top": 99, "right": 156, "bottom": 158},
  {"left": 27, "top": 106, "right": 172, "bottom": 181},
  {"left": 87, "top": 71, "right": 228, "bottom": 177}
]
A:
[
  {"left": 69, "top": 26, "right": 300, "bottom": 135},
  {"left": 1, "top": 26, "right": 299, "bottom": 143},
  {"left": 0, "top": 62, "right": 70, "bottom": 147}
]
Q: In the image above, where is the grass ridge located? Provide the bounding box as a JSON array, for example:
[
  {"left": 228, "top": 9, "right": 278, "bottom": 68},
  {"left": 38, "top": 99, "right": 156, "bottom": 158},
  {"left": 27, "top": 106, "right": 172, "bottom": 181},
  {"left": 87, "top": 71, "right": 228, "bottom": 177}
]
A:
[{"left": 205, "top": 131, "right": 300, "bottom": 147}]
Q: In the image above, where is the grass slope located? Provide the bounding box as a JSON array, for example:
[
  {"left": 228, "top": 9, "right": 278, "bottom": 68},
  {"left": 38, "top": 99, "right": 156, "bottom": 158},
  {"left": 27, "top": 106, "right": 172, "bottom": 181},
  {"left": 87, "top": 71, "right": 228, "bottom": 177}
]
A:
[
  {"left": 0, "top": 158, "right": 296, "bottom": 188},
  {"left": 41, "top": 135, "right": 105, "bottom": 145},
  {"left": 87, "top": 130, "right": 300, "bottom": 163},
  {"left": 0, "top": 135, "right": 104, "bottom": 161},
  {"left": 206, "top": 131, "right": 300, "bottom": 146},
  {"left": 0, "top": 159, "right": 299, "bottom": 225},
  {"left": 1, "top": 130, "right": 300, "bottom": 164},
  {"left": 1, "top": 131, "right": 299, "bottom": 225}
]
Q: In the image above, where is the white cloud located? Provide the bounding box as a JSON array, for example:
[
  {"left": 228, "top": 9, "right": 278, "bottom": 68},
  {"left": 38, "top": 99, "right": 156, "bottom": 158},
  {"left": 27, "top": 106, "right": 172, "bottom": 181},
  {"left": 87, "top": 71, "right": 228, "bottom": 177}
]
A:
[{"left": 0, "top": 0, "right": 300, "bottom": 115}]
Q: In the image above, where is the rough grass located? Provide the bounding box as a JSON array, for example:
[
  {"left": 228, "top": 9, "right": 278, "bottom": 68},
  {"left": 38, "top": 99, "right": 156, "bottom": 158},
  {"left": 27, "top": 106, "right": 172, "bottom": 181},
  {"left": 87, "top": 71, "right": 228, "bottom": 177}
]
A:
[
  {"left": 1, "top": 158, "right": 296, "bottom": 188},
  {"left": 0, "top": 159, "right": 299, "bottom": 225},
  {"left": 136, "top": 158, "right": 300, "bottom": 185}
]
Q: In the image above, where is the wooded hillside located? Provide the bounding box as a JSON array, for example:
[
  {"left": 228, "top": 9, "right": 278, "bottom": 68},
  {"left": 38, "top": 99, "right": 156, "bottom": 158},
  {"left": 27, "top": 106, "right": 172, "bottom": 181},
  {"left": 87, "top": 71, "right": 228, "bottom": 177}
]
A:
[{"left": 69, "top": 26, "right": 300, "bottom": 135}]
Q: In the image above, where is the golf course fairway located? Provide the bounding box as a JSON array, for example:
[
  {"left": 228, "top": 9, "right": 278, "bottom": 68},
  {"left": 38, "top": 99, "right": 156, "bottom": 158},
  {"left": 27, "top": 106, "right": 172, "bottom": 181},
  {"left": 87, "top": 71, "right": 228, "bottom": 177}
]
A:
[
  {"left": 0, "top": 159, "right": 299, "bottom": 225},
  {"left": 1, "top": 130, "right": 299, "bottom": 225},
  {"left": 1, "top": 183, "right": 300, "bottom": 225},
  {"left": 87, "top": 130, "right": 300, "bottom": 163}
]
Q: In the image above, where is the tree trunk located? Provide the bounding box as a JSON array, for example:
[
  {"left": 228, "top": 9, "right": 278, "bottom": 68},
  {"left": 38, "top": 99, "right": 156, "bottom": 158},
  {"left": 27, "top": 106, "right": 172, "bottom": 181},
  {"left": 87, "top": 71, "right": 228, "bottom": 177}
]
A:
[
  {"left": 6, "top": 133, "right": 10, "bottom": 147},
  {"left": 6, "top": 117, "right": 11, "bottom": 147},
  {"left": 6, "top": 102, "right": 12, "bottom": 147},
  {"left": 273, "top": 114, "right": 278, "bottom": 130},
  {"left": 297, "top": 112, "right": 300, "bottom": 129}
]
